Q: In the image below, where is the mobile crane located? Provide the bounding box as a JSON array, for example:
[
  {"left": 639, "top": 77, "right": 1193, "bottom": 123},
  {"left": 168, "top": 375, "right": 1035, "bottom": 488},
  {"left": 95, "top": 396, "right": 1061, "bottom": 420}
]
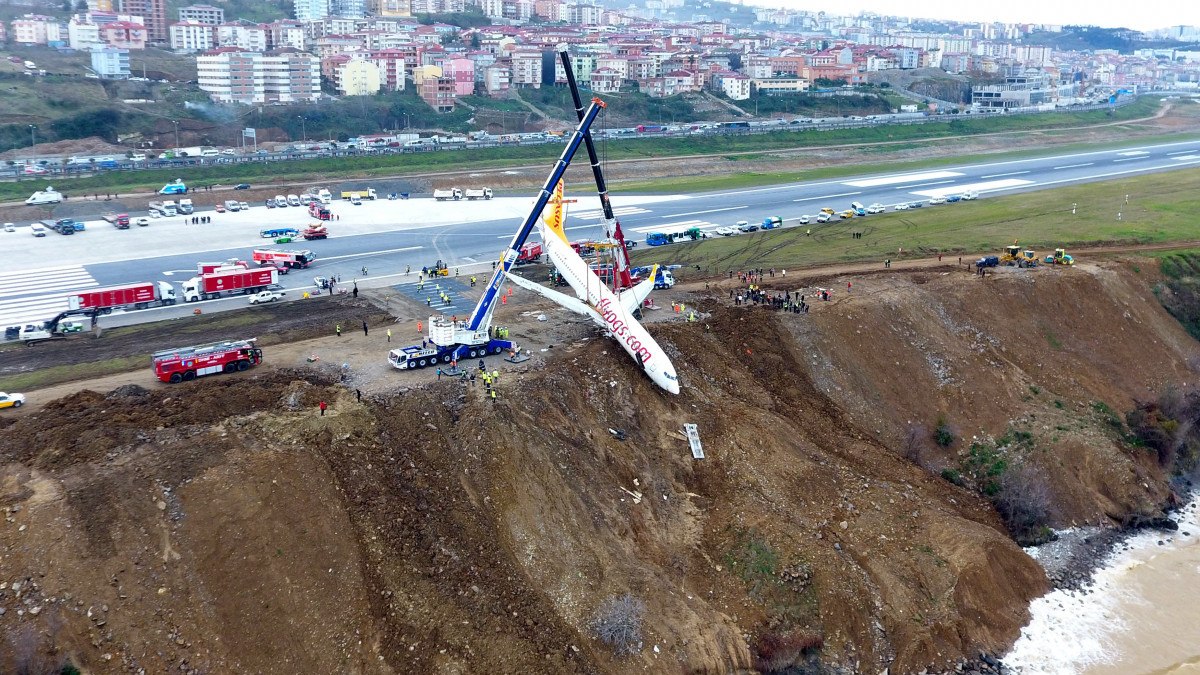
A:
[{"left": 387, "top": 86, "right": 608, "bottom": 371}]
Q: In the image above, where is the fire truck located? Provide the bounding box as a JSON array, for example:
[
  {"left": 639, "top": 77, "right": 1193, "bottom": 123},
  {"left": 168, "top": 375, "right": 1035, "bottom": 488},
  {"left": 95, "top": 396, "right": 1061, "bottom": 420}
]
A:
[
  {"left": 308, "top": 203, "right": 332, "bottom": 220},
  {"left": 515, "top": 242, "right": 543, "bottom": 264},
  {"left": 252, "top": 248, "right": 316, "bottom": 269},
  {"left": 152, "top": 338, "right": 263, "bottom": 384}
]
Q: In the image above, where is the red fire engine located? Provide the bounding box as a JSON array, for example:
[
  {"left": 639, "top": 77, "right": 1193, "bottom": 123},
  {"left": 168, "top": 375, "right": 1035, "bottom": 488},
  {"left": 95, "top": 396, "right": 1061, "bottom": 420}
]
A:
[{"left": 152, "top": 338, "right": 263, "bottom": 383}]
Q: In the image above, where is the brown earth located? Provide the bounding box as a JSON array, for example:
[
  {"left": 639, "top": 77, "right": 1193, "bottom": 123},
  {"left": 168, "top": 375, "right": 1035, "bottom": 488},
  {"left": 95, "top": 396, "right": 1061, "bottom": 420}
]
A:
[{"left": 0, "top": 257, "right": 1195, "bottom": 674}]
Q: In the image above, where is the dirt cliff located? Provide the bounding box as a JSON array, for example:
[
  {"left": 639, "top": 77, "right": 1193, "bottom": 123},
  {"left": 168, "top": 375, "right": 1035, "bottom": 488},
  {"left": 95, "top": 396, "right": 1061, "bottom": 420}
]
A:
[{"left": 0, "top": 259, "right": 1192, "bottom": 674}]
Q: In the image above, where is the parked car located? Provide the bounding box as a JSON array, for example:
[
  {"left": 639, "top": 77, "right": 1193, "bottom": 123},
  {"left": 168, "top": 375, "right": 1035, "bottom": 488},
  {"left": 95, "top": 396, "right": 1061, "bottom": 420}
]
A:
[
  {"left": 736, "top": 220, "right": 758, "bottom": 233},
  {"left": 30, "top": 223, "right": 46, "bottom": 236},
  {"left": 815, "top": 212, "right": 832, "bottom": 223},
  {"left": 135, "top": 217, "right": 150, "bottom": 226},
  {"left": 248, "top": 290, "right": 285, "bottom": 304},
  {"left": 214, "top": 203, "right": 226, "bottom": 213},
  {"left": 234, "top": 183, "right": 251, "bottom": 190},
  {"left": 929, "top": 195, "right": 947, "bottom": 205},
  {"left": 908, "top": 201, "right": 925, "bottom": 208},
  {"left": 945, "top": 194, "right": 962, "bottom": 203},
  {"left": 797, "top": 215, "right": 810, "bottom": 224},
  {"left": 265, "top": 200, "right": 276, "bottom": 209},
  {"left": 867, "top": 203, "right": 886, "bottom": 214},
  {"left": 0, "top": 392, "right": 25, "bottom": 409},
  {"left": 961, "top": 190, "right": 978, "bottom": 200},
  {"left": 714, "top": 226, "right": 736, "bottom": 236},
  {"left": 3, "top": 222, "right": 14, "bottom": 232},
  {"left": 894, "top": 203, "right": 910, "bottom": 211}
]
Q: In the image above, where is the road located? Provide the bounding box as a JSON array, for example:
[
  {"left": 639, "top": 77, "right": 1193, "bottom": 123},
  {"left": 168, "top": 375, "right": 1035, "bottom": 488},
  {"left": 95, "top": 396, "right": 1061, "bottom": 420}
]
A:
[{"left": 2, "top": 137, "right": 1199, "bottom": 332}]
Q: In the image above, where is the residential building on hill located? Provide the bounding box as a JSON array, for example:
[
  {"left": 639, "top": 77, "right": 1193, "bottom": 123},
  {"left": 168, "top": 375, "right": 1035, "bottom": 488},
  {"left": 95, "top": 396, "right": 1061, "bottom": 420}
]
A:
[
  {"left": 197, "top": 49, "right": 321, "bottom": 104},
  {"left": 91, "top": 45, "right": 130, "bottom": 78},
  {"left": 177, "top": 4, "right": 223, "bottom": 25},
  {"left": 294, "top": 0, "right": 330, "bottom": 22},
  {"left": 119, "top": 0, "right": 166, "bottom": 43}
]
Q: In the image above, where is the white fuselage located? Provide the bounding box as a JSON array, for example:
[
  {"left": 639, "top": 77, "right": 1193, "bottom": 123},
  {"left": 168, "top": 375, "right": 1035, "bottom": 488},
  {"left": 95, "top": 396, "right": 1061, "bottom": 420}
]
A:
[{"left": 541, "top": 231, "right": 680, "bottom": 394}]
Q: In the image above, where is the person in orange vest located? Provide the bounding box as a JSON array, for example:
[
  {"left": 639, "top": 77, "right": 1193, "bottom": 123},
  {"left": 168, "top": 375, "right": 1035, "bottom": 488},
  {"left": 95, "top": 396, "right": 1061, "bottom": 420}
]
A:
[{"left": 417, "top": 320, "right": 423, "bottom": 332}]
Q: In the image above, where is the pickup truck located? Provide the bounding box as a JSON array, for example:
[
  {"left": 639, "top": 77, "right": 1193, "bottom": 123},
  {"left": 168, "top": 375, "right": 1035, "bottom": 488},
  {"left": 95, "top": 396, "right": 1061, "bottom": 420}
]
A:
[{"left": 248, "top": 290, "right": 285, "bottom": 304}]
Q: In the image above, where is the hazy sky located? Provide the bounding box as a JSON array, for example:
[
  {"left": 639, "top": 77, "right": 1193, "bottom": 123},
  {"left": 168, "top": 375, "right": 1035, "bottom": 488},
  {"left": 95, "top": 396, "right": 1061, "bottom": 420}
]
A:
[{"left": 752, "top": 1, "right": 1197, "bottom": 31}]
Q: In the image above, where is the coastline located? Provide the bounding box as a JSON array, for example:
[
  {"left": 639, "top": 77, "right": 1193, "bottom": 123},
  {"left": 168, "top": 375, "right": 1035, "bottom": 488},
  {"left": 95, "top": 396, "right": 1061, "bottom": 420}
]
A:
[{"left": 1001, "top": 491, "right": 1200, "bottom": 674}]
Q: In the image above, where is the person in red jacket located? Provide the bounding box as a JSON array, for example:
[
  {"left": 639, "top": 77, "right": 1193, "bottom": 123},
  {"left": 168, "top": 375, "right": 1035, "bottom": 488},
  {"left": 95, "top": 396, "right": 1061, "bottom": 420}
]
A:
[{"left": 319, "top": 401, "right": 327, "bottom": 416}]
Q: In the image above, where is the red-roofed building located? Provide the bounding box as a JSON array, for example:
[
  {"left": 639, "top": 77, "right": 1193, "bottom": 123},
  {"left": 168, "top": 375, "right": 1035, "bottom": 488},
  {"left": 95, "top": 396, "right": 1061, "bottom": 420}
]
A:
[{"left": 101, "top": 21, "right": 148, "bottom": 49}]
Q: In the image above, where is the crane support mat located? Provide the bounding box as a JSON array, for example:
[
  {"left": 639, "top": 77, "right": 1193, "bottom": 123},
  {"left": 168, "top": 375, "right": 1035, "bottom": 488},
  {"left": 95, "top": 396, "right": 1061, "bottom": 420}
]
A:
[{"left": 504, "top": 353, "right": 531, "bottom": 363}]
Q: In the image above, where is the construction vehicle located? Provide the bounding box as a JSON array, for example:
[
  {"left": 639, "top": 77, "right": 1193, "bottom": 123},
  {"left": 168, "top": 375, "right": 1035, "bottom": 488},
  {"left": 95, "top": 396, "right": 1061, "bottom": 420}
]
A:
[
  {"left": 387, "top": 80, "right": 607, "bottom": 371},
  {"left": 152, "top": 338, "right": 262, "bottom": 383},
  {"left": 425, "top": 260, "right": 450, "bottom": 277},
  {"left": 464, "top": 187, "right": 493, "bottom": 200},
  {"left": 433, "top": 187, "right": 463, "bottom": 201},
  {"left": 1000, "top": 244, "right": 1022, "bottom": 265},
  {"left": 1044, "top": 248, "right": 1075, "bottom": 266},
  {"left": 1020, "top": 250, "right": 1039, "bottom": 267},
  {"left": 181, "top": 268, "right": 277, "bottom": 302},
  {"left": 19, "top": 309, "right": 98, "bottom": 344}
]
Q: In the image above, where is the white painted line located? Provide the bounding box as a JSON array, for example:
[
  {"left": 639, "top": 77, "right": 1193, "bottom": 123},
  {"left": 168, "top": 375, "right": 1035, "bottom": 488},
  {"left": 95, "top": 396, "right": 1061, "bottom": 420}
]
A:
[
  {"left": 1053, "top": 162, "right": 1094, "bottom": 170},
  {"left": 981, "top": 170, "right": 1031, "bottom": 179},
  {"left": 661, "top": 206, "right": 746, "bottom": 218},
  {"left": 929, "top": 158, "right": 1200, "bottom": 198},
  {"left": 793, "top": 191, "right": 862, "bottom": 202},
  {"left": 1113, "top": 157, "right": 1148, "bottom": 162},
  {"left": 0, "top": 280, "right": 98, "bottom": 298},
  {"left": 0, "top": 264, "right": 87, "bottom": 280},
  {"left": 842, "top": 170, "right": 964, "bottom": 188},
  {"left": 902, "top": 179, "right": 957, "bottom": 189},
  {"left": 908, "top": 178, "right": 1034, "bottom": 197},
  {"left": 1172, "top": 154, "right": 1200, "bottom": 161},
  {"left": 319, "top": 246, "right": 423, "bottom": 261},
  {"left": 462, "top": 256, "right": 477, "bottom": 262},
  {"left": 1168, "top": 150, "right": 1195, "bottom": 156},
  {"left": 1117, "top": 150, "right": 1149, "bottom": 156}
]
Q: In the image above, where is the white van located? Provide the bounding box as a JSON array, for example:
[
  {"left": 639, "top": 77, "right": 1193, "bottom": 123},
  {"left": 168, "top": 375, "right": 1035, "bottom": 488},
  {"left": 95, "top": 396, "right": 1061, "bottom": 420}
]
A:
[
  {"left": 30, "top": 223, "right": 46, "bottom": 236},
  {"left": 286, "top": 194, "right": 301, "bottom": 207},
  {"left": 274, "top": 195, "right": 287, "bottom": 208}
]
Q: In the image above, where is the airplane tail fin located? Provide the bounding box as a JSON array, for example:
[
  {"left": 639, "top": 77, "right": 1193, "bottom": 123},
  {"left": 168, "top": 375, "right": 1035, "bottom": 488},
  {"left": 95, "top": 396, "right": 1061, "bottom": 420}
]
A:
[{"left": 542, "top": 180, "right": 569, "bottom": 244}]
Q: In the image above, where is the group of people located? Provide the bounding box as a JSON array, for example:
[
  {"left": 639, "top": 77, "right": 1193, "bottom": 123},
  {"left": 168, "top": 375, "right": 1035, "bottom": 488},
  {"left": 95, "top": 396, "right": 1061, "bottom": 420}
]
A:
[
  {"left": 730, "top": 284, "right": 817, "bottom": 314},
  {"left": 187, "top": 216, "right": 212, "bottom": 224},
  {"left": 729, "top": 268, "right": 782, "bottom": 284}
]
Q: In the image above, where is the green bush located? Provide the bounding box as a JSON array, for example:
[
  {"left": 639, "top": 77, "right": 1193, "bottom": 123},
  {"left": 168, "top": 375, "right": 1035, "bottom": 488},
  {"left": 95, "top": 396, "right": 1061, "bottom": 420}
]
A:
[{"left": 933, "top": 415, "right": 956, "bottom": 448}]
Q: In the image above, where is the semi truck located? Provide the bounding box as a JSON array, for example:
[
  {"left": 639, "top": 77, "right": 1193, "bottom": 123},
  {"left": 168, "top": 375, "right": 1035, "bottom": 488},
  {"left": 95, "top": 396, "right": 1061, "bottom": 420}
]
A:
[
  {"left": 152, "top": 338, "right": 263, "bottom": 384},
  {"left": 71, "top": 281, "right": 177, "bottom": 313},
  {"left": 308, "top": 203, "right": 332, "bottom": 220},
  {"left": 252, "top": 248, "right": 315, "bottom": 269},
  {"left": 197, "top": 260, "right": 250, "bottom": 274},
  {"left": 181, "top": 268, "right": 277, "bottom": 302},
  {"left": 433, "top": 188, "right": 462, "bottom": 201},
  {"left": 464, "top": 187, "right": 493, "bottom": 200},
  {"left": 340, "top": 188, "right": 377, "bottom": 200},
  {"left": 103, "top": 212, "right": 131, "bottom": 228}
]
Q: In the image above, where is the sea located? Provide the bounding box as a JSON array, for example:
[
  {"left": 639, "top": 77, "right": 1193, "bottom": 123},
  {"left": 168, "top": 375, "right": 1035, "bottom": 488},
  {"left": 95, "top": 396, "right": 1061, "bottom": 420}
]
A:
[{"left": 1004, "top": 496, "right": 1200, "bottom": 674}]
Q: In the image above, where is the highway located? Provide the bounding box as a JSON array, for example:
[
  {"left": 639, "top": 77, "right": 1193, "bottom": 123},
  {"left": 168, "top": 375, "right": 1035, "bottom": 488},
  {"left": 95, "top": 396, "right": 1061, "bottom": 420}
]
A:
[{"left": 2, "top": 137, "right": 1199, "bottom": 333}]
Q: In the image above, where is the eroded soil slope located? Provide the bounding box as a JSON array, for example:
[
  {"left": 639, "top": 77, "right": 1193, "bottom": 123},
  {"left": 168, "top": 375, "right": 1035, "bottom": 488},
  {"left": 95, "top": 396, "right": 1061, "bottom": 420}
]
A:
[{"left": 0, "top": 260, "right": 1191, "bottom": 674}]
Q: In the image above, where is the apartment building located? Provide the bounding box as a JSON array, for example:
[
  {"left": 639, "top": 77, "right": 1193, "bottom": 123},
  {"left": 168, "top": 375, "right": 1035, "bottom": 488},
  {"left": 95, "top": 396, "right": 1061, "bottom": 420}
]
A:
[
  {"left": 101, "top": 21, "right": 148, "bottom": 49},
  {"left": 90, "top": 45, "right": 130, "bottom": 78},
  {"left": 562, "top": 3, "right": 601, "bottom": 25},
  {"left": 169, "top": 20, "right": 215, "bottom": 52},
  {"left": 119, "top": 0, "right": 166, "bottom": 43},
  {"left": 336, "top": 58, "right": 381, "bottom": 94},
  {"left": 12, "top": 15, "right": 59, "bottom": 45},
  {"left": 197, "top": 49, "right": 321, "bottom": 104},
  {"left": 367, "top": 49, "right": 407, "bottom": 90},
  {"left": 178, "top": 4, "right": 223, "bottom": 25},
  {"left": 331, "top": 0, "right": 366, "bottom": 19},
  {"left": 483, "top": 60, "right": 511, "bottom": 95},
  {"left": 368, "top": 0, "right": 410, "bottom": 16},
  {"left": 294, "top": 0, "right": 330, "bottom": 22},
  {"left": 217, "top": 22, "right": 268, "bottom": 51},
  {"left": 267, "top": 20, "right": 306, "bottom": 50},
  {"left": 68, "top": 16, "right": 102, "bottom": 49},
  {"left": 418, "top": 76, "right": 456, "bottom": 111},
  {"left": 588, "top": 66, "right": 621, "bottom": 93},
  {"left": 410, "top": 0, "right": 465, "bottom": 13},
  {"left": 717, "top": 72, "right": 750, "bottom": 100}
]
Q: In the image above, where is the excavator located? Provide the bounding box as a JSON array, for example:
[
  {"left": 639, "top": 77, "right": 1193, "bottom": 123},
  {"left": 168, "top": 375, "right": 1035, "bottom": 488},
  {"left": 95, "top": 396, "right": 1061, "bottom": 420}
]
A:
[{"left": 1000, "top": 244, "right": 1022, "bottom": 265}]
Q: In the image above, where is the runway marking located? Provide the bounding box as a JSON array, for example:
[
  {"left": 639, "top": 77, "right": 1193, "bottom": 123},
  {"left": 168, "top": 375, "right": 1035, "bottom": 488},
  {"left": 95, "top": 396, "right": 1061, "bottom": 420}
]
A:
[
  {"left": 907, "top": 178, "right": 1034, "bottom": 197},
  {"left": 1053, "top": 162, "right": 1094, "bottom": 170},
  {"left": 842, "top": 170, "right": 964, "bottom": 187},
  {"left": 981, "top": 170, "right": 1031, "bottom": 178},
  {"left": 661, "top": 206, "right": 746, "bottom": 218},
  {"left": 793, "top": 191, "right": 862, "bottom": 202}
]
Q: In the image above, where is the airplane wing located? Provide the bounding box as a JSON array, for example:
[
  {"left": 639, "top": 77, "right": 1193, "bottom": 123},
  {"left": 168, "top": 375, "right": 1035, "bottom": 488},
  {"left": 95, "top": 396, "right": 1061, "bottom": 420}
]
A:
[
  {"left": 504, "top": 270, "right": 598, "bottom": 322},
  {"left": 619, "top": 264, "right": 657, "bottom": 315}
]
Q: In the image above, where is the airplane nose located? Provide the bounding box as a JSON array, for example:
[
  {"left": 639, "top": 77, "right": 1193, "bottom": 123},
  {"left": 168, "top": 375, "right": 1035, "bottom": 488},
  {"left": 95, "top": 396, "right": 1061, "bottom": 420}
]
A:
[{"left": 660, "top": 370, "right": 680, "bottom": 395}]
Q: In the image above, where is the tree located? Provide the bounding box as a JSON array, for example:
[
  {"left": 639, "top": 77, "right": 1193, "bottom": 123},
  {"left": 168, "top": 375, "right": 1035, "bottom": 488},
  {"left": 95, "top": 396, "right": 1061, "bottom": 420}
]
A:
[{"left": 470, "top": 32, "right": 481, "bottom": 49}]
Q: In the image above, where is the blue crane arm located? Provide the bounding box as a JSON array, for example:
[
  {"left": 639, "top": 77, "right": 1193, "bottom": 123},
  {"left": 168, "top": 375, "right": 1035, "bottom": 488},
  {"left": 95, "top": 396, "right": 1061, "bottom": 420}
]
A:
[{"left": 466, "top": 96, "right": 606, "bottom": 331}]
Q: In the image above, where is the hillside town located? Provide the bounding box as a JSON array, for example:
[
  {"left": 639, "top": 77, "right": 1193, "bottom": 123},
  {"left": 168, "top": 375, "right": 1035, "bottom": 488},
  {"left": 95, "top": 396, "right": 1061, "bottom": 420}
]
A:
[{"left": 4, "top": 0, "right": 1200, "bottom": 113}]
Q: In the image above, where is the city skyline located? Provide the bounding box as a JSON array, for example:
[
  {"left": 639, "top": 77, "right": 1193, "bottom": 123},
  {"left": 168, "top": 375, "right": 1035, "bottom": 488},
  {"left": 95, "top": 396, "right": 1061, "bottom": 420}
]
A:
[{"left": 756, "top": 0, "right": 1195, "bottom": 32}]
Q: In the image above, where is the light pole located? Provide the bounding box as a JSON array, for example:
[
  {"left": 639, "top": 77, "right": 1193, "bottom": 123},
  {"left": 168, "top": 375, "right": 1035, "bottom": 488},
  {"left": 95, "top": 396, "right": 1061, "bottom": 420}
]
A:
[
  {"left": 28, "top": 124, "right": 36, "bottom": 148},
  {"left": 297, "top": 115, "right": 306, "bottom": 142},
  {"left": 171, "top": 120, "right": 180, "bottom": 149}
]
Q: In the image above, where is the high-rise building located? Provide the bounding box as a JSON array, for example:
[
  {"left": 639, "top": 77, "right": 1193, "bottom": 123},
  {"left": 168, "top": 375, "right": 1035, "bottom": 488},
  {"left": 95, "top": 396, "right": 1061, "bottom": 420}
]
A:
[
  {"left": 368, "top": 0, "right": 410, "bottom": 16},
  {"left": 88, "top": 0, "right": 115, "bottom": 11},
  {"left": 119, "top": 0, "right": 166, "bottom": 42},
  {"left": 91, "top": 45, "right": 130, "bottom": 78},
  {"left": 294, "top": 0, "right": 331, "bottom": 21},
  {"left": 330, "top": 0, "right": 365, "bottom": 18}
]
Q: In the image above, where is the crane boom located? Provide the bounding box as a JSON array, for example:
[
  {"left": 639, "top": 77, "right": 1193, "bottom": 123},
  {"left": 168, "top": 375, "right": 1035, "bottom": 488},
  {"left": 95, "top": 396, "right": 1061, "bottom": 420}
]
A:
[
  {"left": 466, "top": 96, "right": 607, "bottom": 331},
  {"left": 557, "top": 45, "right": 615, "bottom": 226}
]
